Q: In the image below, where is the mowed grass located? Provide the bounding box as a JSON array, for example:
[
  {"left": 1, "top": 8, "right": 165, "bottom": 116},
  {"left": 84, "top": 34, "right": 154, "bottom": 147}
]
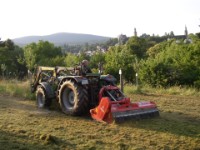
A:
[{"left": 0, "top": 80, "right": 200, "bottom": 149}]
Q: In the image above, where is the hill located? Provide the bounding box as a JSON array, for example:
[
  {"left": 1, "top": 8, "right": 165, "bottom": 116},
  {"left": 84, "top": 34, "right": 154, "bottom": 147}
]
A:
[{"left": 12, "top": 32, "right": 111, "bottom": 46}]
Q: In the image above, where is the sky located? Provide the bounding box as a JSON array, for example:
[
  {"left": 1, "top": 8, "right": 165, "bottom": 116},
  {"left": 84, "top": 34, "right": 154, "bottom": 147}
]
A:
[{"left": 0, "top": 0, "right": 200, "bottom": 40}]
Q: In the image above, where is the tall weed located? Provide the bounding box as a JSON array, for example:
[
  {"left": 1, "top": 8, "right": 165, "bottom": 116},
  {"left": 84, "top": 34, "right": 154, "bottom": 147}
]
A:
[
  {"left": 124, "top": 84, "right": 200, "bottom": 96},
  {"left": 0, "top": 79, "right": 35, "bottom": 99},
  {"left": 0, "top": 79, "right": 199, "bottom": 100}
]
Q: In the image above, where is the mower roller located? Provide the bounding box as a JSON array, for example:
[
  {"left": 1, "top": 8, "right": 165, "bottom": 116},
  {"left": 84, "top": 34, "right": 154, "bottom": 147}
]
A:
[{"left": 90, "top": 85, "right": 159, "bottom": 123}]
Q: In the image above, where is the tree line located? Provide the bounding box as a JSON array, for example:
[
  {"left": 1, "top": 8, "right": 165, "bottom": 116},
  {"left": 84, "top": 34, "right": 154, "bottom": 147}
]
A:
[{"left": 0, "top": 34, "right": 200, "bottom": 88}]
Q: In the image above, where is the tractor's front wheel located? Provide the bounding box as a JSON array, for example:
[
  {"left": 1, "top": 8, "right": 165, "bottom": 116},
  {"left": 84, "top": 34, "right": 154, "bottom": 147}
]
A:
[
  {"left": 36, "top": 85, "right": 52, "bottom": 108},
  {"left": 59, "top": 80, "right": 89, "bottom": 115}
]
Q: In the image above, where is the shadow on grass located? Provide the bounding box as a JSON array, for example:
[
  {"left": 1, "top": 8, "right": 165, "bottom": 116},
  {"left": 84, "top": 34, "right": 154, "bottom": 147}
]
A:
[{"left": 119, "top": 111, "right": 200, "bottom": 138}]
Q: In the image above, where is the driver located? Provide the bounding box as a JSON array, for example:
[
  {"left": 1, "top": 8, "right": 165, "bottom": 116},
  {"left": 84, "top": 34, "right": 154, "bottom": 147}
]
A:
[{"left": 81, "top": 60, "right": 92, "bottom": 75}]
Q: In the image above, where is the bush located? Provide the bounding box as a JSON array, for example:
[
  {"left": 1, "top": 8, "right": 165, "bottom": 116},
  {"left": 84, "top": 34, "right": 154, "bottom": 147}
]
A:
[
  {"left": 194, "top": 80, "right": 200, "bottom": 89},
  {"left": 139, "top": 39, "right": 200, "bottom": 87}
]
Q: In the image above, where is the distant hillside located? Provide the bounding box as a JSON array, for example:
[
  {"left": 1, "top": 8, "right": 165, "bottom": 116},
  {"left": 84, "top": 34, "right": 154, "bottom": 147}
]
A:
[{"left": 12, "top": 32, "right": 111, "bottom": 46}]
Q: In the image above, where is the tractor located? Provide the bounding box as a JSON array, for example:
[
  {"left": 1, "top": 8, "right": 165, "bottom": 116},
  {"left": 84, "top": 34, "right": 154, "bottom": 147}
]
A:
[{"left": 31, "top": 64, "right": 159, "bottom": 123}]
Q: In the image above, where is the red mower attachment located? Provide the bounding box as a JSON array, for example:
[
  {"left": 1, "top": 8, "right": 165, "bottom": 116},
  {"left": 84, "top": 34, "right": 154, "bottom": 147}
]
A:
[{"left": 90, "top": 85, "right": 159, "bottom": 123}]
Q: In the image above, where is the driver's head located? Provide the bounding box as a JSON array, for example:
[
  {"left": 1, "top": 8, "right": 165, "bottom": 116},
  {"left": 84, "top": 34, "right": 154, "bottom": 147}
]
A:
[{"left": 82, "top": 60, "right": 89, "bottom": 66}]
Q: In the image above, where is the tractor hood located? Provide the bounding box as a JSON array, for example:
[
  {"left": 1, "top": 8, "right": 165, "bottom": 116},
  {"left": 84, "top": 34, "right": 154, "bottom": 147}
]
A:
[{"left": 100, "top": 74, "right": 117, "bottom": 83}]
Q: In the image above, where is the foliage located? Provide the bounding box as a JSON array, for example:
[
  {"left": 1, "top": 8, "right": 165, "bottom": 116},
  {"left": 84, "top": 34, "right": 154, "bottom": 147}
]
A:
[
  {"left": 1, "top": 34, "right": 200, "bottom": 89},
  {"left": 1, "top": 64, "right": 6, "bottom": 78},
  {"left": 65, "top": 53, "right": 79, "bottom": 67},
  {"left": 196, "top": 32, "right": 200, "bottom": 39},
  {"left": 23, "top": 41, "right": 64, "bottom": 70},
  {"left": 76, "top": 51, "right": 90, "bottom": 63},
  {"left": 90, "top": 51, "right": 105, "bottom": 71},
  {"left": 61, "top": 38, "right": 118, "bottom": 54},
  {"left": 102, "top": 38, "right": 118, "bottom": 48},
  {"left": 146, "top": 39, "right": 174, "bottom": 58},
  {"left": 126, "top": 37, "right": 149, "bottom": 59},
  {"left": 62, "top": 44, "right": 84, "bottom": 53},
  {"left": 0, "top": 39, "right": 26, "bottom": 77},
  {"left": 104, "top": 45, "right": 136, "bottom": 82},
  {"left": 23, "top": 43, "right": 37, "bottom": 71},
  {"left": 139, "top": 37, "right": 200, "bottom": 87}
]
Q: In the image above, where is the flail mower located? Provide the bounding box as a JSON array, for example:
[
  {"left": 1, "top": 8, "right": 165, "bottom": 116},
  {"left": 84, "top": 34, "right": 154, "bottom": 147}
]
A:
[{"left": 90, "top": 85, "right": 159, "bottom": 123}]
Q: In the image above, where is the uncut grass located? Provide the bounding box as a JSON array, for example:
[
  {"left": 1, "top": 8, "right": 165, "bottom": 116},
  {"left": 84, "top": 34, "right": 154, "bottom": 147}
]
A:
[
  {"left": 1, "top": 79, "right": 199, "bottom": 99},
  {"left": 0, "top": 79, "right": 34, "bottom": 99},
  {"left": 0, "top": 93, "right": 200, "bottom": 149},
  {"left": 124, "top": 84, "right": 200, "bottom": 97}
]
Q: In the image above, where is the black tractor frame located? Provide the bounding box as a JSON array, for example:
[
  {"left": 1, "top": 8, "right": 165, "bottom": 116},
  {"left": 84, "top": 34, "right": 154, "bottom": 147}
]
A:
[{"left": 31, "top": 66, "right": 116, "bottom": 115}]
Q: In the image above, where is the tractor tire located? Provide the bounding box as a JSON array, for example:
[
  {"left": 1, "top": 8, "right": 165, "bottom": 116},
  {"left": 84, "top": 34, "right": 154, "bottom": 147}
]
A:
[
  {"left": 36, "top": 85, "right": 52, "bottom": 108},
  {"left": 58, "top": 80, "right": 89, "bottom": 116}
]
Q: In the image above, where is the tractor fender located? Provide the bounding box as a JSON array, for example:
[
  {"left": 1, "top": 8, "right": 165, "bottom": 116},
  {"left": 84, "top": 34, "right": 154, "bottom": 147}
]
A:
[
  {"left": 39, "top": 82, "right": 55, "bottom": 99},
  {"left": 56, "top": 76, "right": 89, "bottom": 96},
  {"left": 100, "top": 74, "right": 116, "bottom": 83},
  {"left": 59, "top": 76, "right": 89, "bottom": 86}
]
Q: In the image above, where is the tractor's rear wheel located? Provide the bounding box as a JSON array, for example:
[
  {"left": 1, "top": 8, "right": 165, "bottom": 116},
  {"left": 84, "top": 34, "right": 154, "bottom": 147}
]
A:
[
  {"left": 36, "top": 85, "right": 52, "bottom": 108},
  {"left": 59, "top": 80, "right": 89, "bottom": 115}
]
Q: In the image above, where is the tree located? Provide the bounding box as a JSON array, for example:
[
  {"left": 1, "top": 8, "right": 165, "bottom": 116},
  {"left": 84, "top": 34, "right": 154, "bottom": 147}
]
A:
[
  {"left": 126, "top": 37, "right": 148, "bottom": 59},
  {"left": 76, "top": 51, "right": 90, "bottom": 64},
  {"left": 5, "top": 39, "right": 15, "bottom": 50},
  {"left": 90, "top": 51, "right": 105, "bottom": 72},
  {"left": 24, "top": 41, "right": 64, "bottom": 68},
  {"left": 0, "top": 39, "right": 26, "bottom": 77},
  {"left": 195, "top": 33, "right": 200, "bottom": 39},
  {"left": 24, "top": 44, "right": 36, "bottom": 71},
  {"left": 65, "top": 53, "right": 79, "bottom": 67},
  {"left": 1, "top": 64, "right": 6, "bottom": 78},
  {"left": 84, "top": 42, "right": 89, "bottom": 51},
  {"left": 146, "top": 39, "right": 174, "bottom": 58},
  {"left": 104, "top": 45, "right": 135, "bottom": 82},
  {"left": 139, "top": 37, "right": 200, "bottom": 87},
  {"left": 169, "top": 31, "right": 174, "bottom": 38}
]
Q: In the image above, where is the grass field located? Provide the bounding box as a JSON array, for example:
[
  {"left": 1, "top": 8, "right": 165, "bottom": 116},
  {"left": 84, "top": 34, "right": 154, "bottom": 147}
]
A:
[{"left": 0, "top": 80, "right": 200, "bottom": 149}]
